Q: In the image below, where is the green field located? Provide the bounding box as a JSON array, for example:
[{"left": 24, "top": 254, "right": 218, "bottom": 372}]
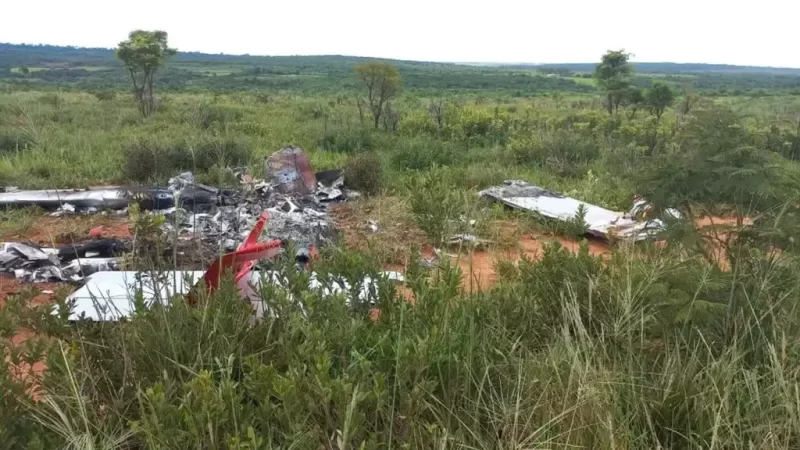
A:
[{"left": 3, "top": 42, "right": 800, "bottom": 449}]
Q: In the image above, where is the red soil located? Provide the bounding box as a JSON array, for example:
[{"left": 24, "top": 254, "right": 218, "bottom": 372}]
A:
[
  {"left": 1, "top": 277, "right": 68, "bottom": 398},
  {"left": 0, "top": 215, "right": 131, "bottom": 245}
]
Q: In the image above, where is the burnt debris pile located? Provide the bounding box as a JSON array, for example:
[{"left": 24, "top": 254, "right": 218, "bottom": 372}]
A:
[{"left": 0, "top": 147, "right": 357, "bottom": 283}]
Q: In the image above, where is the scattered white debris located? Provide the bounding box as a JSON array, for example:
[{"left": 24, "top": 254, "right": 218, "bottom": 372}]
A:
[
  {"left": 50, "top": 203, "right": 76, "bottom": 217},
  {"left": 367, "top": 220, "right": 379, "bottom": 233}
]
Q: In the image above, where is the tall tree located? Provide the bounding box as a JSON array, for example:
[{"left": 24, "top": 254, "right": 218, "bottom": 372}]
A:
[
  {"left": 355, "top": 62, "right": 402, "bottom": 129},
  {"left": 594, "top": 50, "right": 633, "bottom": 116},
  {"left": 116, "top": 30, "right": 176, "bottom": 117},
  {"left": 646, "top": 82, "right": 675, "bottom": 120}
]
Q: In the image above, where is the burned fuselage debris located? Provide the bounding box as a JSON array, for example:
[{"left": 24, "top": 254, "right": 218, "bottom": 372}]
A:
[
  {"left": 1, "top": 240, "right": 124, "bottom": 283},
  {"left": 479, "top": 180, "right": 674, "bottom": 242},
  {"left": 265, "top": 146, "right": 318, "bottom": 195},
  {"left": 0, "top": 146, "right": 360, "bottom": 284},
  {"left": 162, "top": 148, "right": 355, "bottom": 255}
]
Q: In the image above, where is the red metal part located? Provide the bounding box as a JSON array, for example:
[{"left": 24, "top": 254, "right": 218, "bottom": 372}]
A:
[{"left": 187, "top": 212, "right": 281, "bottom": 303}]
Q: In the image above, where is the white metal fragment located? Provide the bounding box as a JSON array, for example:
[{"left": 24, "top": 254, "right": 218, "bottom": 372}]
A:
[
  {"left": 65, "top": 270, "right": 406, "bottom": 322},
  {"left": 479, "top": 180, "right": 669, "bottom": 241}
]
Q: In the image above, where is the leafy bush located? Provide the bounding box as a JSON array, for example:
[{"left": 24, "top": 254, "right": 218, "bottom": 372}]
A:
[
  {"left": 231, "top": 121, "right": 269, "bottom": 137},
  {"left": 0, "top": 289, "right": 58, "bottom": 448},
  {"left": 407, "top": 170, "right": 470, "bottom": 245},
  {"left": 399, "top": 109, "right": 437, "bottom": 136},
  {"left": 453, "top": 105, "right": 510, "bottom": 144},
  {"left": 191, "top": 137, "right": 250, "bottom": 170},
  {"left": 344, "top": 152, "right": 383, "bottom": 195},
  {"left": 564, "top": 203, "right": 589, "bottom": 238}
]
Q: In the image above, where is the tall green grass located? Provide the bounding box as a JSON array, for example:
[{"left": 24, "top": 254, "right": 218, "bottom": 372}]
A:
[{"left": 3, "top": 243, "right": 800, "bottom": 449}]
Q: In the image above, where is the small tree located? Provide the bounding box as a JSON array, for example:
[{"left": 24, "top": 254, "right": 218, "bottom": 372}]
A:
[
  {"left": 623, "top": 87, "right": 645, "bottom": 119},
  {"left": 428, "top": 98, "right": 447, "bottom": 131},
  {"left": 355, "top": 62, "right": 402, "bottom": 129},
  {"left": 646, "top": 82, "right": 675, "bottom": 120},
  {"left": 594, "top": 50, "right": 633, "bottom": 116},
  {"left": 116, "top": 30, "right": 176, "bottom": 117},
  {"left": 680, "top": 84, "right": 699, "bottom": 115},
  {"left": 634, "top": 107, "right": 797, "bottom": 266},
  {"left": 19, "top": 66, "right": 30, "bottom": 76}
]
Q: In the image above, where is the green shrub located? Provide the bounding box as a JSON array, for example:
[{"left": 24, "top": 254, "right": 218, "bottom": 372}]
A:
[
  {"left": 318, "top": 127, "right": 374, "bottom": 153},
  {"left": 454, "top": 105, "right": 510, "bottom": 144},
  {"left": 37, "top": 93, "right": 63, "bottom": 109},
  {"left": 92, "top": 90, "right": 116, "bottom": 102},
  {"left": 122, "top": 138, "right": 162, "bottom": 182},
  {"left": 122, "top": 136, "right": 250, "bottom": 182},
  {"left": 407, "top": 169, "right": 469, "bottom": 245},
  {"left": 0, "top": 129, "right": 35, "bottom": 153},
  {"left": 190, "top": 137, "right": 250, "bottom": 170},
  {"left": 344, "top": 152, "right": 383, "bottom": 195},
  {"left": 183, "top": 103, "right": 243, "bottom": 130},
  {"left": 231, "top": 120, "right": 269, "bottom": 137},
  {"left": 391, "top": 137, "right": 458, "bottom": 171},
  {"left": 510, "top": 129, "right": 600, "bottom": 177},
  {"left": 0, "top": 290, "right": 60, "bottom": 449},
  {"left": 399, "top": 109, "right": 437, "bottom": 136}
]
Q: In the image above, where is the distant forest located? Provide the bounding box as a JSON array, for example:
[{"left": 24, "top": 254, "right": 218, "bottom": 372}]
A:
[
  {"left": 509, "top": 62, "right": 800, "bottom": 75},
  {"left": 2, "top": 43, "right": 800, "bottom": 94}
]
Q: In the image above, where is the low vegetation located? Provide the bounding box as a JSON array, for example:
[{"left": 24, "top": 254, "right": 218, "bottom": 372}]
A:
[{"left": 3, "top": 36, "right": 800, "bottom": 449}]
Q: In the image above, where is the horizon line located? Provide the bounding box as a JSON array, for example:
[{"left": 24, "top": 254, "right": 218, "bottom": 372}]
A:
[{"left": 3, "top": 41, "right": 800, "bottom": 71}]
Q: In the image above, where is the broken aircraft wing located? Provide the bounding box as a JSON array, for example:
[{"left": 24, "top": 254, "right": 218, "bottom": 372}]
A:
[{"left": 479, "top": 180, "right": 667, "bottom": 241}]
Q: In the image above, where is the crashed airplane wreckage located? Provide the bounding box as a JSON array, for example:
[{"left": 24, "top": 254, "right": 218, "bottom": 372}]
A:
[
  {"left": 0, "top": 147, "right": 391, "bottom": 320},
  {"left": 480, "top": 180, "right": 679, "bottom": 242},
  {"left": 0, "top": 146, "right": 346, "bottom": 263},
  {"left": 62, "top": 212, "right": 404, "bottom": 321}
]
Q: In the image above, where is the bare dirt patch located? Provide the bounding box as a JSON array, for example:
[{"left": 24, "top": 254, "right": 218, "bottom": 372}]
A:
[
  {"left": 435, "top": 231, "right": 610, "bottom": 293},
  {"left": 330, "top": 199, "right": 611, "bottom": 292},
  {"left": 0, "top": 214, "right": 130, "bottom": 246},
  {"left": 330, "top": 197, "right": 428, "bottom": 265}
]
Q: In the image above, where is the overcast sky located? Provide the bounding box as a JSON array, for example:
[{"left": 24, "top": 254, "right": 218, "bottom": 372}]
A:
[{"left": 3, "top": 0, "right": 798, "bottom": 67}]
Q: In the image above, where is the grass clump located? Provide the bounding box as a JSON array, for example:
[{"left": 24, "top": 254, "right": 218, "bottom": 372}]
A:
[
  {"left": 319, "top": 127, "right": 374, "bottom": 153},
  {"left": 123, "top": 136, "right": 249, "bottom": 182},
  {"left": 0, "top": 129, "right": 36, "bottom": 154},
  {"left": 391, "top": 137, "right": 459, "bottom": 171},
  {"left": 510, "top": 129, "right": 600, "bottom": 178},
  {"left": 344, "top": 152, "right": 383, "bottom": 196}
]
